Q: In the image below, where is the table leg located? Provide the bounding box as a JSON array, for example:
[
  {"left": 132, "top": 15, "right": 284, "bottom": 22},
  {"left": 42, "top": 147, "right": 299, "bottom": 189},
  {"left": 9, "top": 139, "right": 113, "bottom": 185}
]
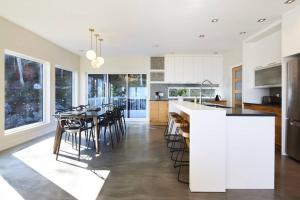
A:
[
  {"left": 93, "top": 116, "right": 100, "bottom": 154},
  {"left": 53, "top": 122, "right": 62, "bottom": 154}
]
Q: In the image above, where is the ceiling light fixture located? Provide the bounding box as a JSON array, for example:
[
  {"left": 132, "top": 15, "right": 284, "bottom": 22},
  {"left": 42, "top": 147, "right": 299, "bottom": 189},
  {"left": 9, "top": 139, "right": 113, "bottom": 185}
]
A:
[
  {"left": 240, "top": 32, "right": 247, "bottom": 35},
  {"left": 86, "top": 28, "right": 96, "bottom": 60},
  {"left": 285, "top": 0, "right": 295, "bottom": 4},
  {"left": 199, "top": 34, "right": 205, "bottom": 38},
  {"left": 91, "top": 34, "right": 101, "bottom": 68},
  {"left": 211, "top": 18, "right": 219, "bottom": 23},
  {"left": 96, "top": 38, "right": 105, "bottom": 67},
  {"left": 257, "top": 18, "right": 267, "bottom": 23}
]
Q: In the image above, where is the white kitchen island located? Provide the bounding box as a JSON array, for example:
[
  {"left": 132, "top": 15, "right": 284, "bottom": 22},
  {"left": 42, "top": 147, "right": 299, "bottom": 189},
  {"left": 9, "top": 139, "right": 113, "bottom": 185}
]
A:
[{"left": 169, "top": 101, "right": 275, "bottom": 192}]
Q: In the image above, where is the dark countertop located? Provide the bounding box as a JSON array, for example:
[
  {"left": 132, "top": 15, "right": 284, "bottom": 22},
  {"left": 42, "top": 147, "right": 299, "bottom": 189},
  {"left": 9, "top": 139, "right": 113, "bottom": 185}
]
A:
[
  {"left": 150, "top": 99, "right": 169, "bottom": 101},
  {"left": 225, "top": 107, "right": 276, "bottom": 117},
  {"left": 243, "top": 102, "right": 281, "bottom": 108}
]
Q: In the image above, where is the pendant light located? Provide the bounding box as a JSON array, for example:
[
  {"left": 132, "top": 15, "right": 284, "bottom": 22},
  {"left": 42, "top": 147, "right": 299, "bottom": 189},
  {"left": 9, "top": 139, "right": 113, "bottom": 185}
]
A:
[
  {"left": 91, "top": 34, "right": 100, "bottom": 68},
  {"left": 96, "top": 38, "right": 104, "bottom": 66},
  {"left": 86, "top": 28, "right": 96, "bottom": 60}
]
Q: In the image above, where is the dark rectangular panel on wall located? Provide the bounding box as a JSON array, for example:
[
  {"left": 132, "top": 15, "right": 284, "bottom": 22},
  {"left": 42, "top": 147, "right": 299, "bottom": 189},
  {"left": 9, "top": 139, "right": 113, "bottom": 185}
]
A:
[{"left": 151, "top": 57, "right": 164, "bottom": 70}]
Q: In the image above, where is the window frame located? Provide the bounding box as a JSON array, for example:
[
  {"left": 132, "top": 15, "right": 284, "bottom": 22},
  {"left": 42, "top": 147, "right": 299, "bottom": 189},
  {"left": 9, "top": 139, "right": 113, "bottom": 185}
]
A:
[
  {"left": 4, "top": 50, "right": 50, "bottom": 135},
  {"left": 55, "top": 65, "right": 77, "bottom": 111}
]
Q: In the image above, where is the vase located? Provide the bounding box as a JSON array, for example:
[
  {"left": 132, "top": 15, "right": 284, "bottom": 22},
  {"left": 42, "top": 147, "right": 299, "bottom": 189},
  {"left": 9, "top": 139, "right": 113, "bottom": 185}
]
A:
[{"left": 178, "top": 96, "right": 184, "bottom": 103}]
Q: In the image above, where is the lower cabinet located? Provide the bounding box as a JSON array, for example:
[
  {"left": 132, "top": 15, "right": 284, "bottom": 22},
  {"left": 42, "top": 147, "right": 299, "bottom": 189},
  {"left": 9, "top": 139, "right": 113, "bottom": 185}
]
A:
[
  {"left": 150, "top": 101, "right": 168, "bottom": 125},
  {"left": 244, "top": 103, "right": 282, "bottom": 150}
]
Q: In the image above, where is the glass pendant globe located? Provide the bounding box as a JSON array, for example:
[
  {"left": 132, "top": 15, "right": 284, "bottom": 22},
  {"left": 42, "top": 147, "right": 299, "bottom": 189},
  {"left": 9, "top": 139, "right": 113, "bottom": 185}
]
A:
[
  {"left": 86, "top": 50, "right": 96, "bottom": 60},
  {"left": 96, "top": 56, "right": 105, "bottom": 66},
  {"left": 91, "top": 59, "right": 99, "bottom": 68}
]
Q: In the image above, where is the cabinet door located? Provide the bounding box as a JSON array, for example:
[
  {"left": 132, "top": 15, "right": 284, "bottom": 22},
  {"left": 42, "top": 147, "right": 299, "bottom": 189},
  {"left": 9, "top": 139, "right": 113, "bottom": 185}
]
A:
[
  {"left": 194, "top": 56, "right": 204, "bottom": 83},
  {"left": 158, "top": 101, "right": 169, "bottom": 123},
  {"left": 183, "top": 56, "right": 195, "bottom": 83},
  {"left": 173, "top": 56, "right": 184, "bottom": 83},
  {"left": 150, "top": 101, "right": 159, "bottom": 122},
  {"left": 165, "top": 56, "right": 174, "bottom": 83}
]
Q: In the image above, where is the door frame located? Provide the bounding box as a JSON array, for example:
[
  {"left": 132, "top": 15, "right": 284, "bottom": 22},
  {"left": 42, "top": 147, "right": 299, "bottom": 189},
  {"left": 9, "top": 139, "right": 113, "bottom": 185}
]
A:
[{"left": 232, "top": 65, "right": 243, "bottom": 108}]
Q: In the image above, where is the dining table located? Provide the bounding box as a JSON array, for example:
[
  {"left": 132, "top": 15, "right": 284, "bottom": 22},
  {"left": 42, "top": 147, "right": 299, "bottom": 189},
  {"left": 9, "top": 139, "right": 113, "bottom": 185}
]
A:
[{"left": 52, "top": 108, "right": 105, "bottom": 155}]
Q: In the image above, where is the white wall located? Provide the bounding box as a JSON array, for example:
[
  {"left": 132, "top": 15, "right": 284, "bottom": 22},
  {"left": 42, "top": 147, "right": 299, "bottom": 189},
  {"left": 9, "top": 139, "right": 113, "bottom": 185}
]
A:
[
  {"left": 0, "top": 17, "right": 80, "bottom": 151},
  {"left": 282, "top": 5, "right": 300, "bottom": 57},
  {"left": 79, "top": 56, "right": 150, "bottom": 105},
  {"left": 242, "top": 30, "right": 281, "bottom": 104},
  {"left": 222, "top": 47, "right": 243, "bottom": 106}
]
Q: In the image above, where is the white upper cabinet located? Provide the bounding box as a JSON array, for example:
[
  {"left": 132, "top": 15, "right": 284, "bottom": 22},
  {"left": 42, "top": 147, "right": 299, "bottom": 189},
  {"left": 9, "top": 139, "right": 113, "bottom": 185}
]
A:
[{"left": 164, "top": 55, "right": 223, "bottom": 84}]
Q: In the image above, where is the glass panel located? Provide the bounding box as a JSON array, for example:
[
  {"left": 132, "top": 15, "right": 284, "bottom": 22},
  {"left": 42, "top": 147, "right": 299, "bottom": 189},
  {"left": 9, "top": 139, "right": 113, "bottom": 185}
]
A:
[
  {"left": 88, "top": 74, "right": 107, "bottom": 107},
  {"left": 201, "top": 89, "right": 216, "bottom": 99},
  {"left": 235, "top": 81, "right": 242, "bottom": 91},
  {"left": 5, "top": 54, "right": 43, "bottom": 130},
  {"left": 108, "top": 74, "right": 127, "bottom": 115},
  {"left": 128, "top": 74, "right": 147, "bottom": 118},
  {"left": 190, "top": 89, "right": 200, "bottom": 97},
  {"left": 255, "top": 66, "right": 281, "bottom": 87},
  {"left": 55, "top": 68, "right": 73, "bottom": 111},
  {"left": 168, "top": 89, "right": 178, "bottom": 97}
]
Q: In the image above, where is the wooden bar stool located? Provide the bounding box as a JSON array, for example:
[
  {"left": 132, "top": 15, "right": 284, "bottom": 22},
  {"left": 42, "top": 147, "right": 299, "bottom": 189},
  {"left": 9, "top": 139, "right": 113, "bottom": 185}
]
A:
[
  {"left": 164, "top": 112, "right": 180, "bottom": 138},
  {"left": 170, "top": 119, "right": 189, "bottom": 161},
  {"left": 176, "top": 126, "right": 190, "bottom": 184}
]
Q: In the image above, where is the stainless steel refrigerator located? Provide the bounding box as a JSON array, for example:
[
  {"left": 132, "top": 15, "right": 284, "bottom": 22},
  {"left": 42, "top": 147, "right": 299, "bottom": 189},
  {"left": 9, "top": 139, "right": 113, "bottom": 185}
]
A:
[{"left": 287, "top": 57, "right": 300, "bottom": 161}]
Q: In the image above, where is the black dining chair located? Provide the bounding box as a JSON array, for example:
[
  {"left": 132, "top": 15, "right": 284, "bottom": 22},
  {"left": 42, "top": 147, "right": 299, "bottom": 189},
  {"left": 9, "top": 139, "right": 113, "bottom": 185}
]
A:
[{"left": 56, "top": 113, "right": 91, "bottom": 160}]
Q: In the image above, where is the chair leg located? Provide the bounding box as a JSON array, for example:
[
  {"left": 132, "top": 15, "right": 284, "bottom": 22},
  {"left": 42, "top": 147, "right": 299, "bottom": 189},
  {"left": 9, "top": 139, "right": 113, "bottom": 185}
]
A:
[
  {"left": 177, "top": 142, "right": 189, "bottom": 184},
  {"left": 78, "top": 132, "right": 81, "bottom": 160},
  {"left": 114, "top": 122, "right": 120, "bottom": 143},
  {"left": 103, "top": 126, "right": 107, "bottom": 145},
  {"left": 56, "top": 132, "right": 63, "bottom": 160},
  {"left": 109, "top": 125, "right": 114, "bottom": 149}
]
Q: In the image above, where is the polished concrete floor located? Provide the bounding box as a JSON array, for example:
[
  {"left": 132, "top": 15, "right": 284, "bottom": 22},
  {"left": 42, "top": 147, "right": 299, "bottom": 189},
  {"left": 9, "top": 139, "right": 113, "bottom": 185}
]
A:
[{"left": 0, "top": 123, "right": 300, "bottom": 200}]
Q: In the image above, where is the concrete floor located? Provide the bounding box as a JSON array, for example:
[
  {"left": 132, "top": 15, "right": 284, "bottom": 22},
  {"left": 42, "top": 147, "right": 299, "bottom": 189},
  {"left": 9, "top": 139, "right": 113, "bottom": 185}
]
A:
[{"left": 0, "top": 123, "right": 300, "bottom": 200}]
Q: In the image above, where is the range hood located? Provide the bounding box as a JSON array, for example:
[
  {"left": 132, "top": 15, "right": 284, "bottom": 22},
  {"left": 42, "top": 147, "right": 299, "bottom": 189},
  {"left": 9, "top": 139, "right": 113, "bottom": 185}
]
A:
[{"left": 255, "top": 64, "right": 282, "bottom": 88}]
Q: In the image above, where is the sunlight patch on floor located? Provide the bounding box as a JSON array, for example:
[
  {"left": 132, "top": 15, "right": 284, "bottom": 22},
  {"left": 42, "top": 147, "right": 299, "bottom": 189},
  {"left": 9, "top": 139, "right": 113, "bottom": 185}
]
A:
[
  {"left": 0, "top": 176, "right": 24, "bottom": 200},
  {"left": 13, "top": 137, "right": 110, "bottom": 200}
]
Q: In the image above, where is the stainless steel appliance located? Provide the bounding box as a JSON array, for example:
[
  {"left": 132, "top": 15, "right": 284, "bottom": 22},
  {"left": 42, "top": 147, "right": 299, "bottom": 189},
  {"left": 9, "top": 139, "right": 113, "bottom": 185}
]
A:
[{"left": 287, "top": 58, "right": 300, "bottom": 161}]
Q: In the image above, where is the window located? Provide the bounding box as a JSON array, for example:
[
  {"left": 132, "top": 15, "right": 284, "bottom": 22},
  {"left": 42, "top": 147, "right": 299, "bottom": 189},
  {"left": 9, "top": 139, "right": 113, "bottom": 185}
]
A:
[
  {"left": 5, "top": 53, "right": 44, "bottom": 130},
  {"left": 88, "top": 74, "right": 107, "bottom": 107},
  {"left": 55, "top": 68, "right": 73, "bottom": 111}
]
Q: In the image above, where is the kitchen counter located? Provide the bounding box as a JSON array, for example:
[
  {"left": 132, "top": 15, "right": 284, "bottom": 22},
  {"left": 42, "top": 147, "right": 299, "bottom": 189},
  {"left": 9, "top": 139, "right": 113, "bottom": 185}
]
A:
[
  {"left": 244, "top": 102, "right": 281, "bottom": 108},
  {"left": 169, "top": 101, "right": 275, "bottom": 192},
  {"left": 225, "top": 107, "right": 276, "bottom": 116}
]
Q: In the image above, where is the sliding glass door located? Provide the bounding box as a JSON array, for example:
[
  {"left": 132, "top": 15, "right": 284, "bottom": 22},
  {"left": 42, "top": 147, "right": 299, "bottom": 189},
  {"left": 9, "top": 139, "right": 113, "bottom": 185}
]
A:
[
  {"left": 87, "top": 73, "right": 147, "bottom": 119},
  {"left": 87, "top": 74, "right": 107, "bottom": 107},
  {"left": 128, "top": 74, "right": 147, "bottom": 118}
]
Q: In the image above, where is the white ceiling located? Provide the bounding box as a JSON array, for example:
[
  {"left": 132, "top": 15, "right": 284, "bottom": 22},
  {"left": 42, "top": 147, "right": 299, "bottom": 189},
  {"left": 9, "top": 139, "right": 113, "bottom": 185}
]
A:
[{"left": 0, "top": 0, "right": 299, "bottom": 56}]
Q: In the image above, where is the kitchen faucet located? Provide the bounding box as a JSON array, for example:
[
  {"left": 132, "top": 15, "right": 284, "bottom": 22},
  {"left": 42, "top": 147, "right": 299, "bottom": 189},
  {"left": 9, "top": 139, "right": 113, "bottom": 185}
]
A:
[{"left": 199, "top": 79, "right": 213, "bottom": 104}]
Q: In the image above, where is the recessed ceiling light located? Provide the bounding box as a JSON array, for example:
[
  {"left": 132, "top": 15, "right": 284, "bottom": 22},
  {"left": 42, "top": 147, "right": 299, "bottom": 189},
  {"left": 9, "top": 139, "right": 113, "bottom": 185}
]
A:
[
  {"left": 211, "top": 18, "right": 219, "bottom": 23},
  {"left": 285, "top": 0, "right": 295, "bottom": 4},
  {"left": 240, "top": 32, "right": 247, "bottom": 35},
  {"left": 199, "top": 34, "right": 205, "bottom": 38},
  {"left": 257, "top": 18, "right": 267, "bottom": 23}
]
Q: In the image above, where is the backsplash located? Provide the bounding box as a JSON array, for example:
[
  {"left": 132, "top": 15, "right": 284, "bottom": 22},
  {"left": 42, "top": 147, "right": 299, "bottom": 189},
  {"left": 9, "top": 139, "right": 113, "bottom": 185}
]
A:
[
  {"left": 150, "top": 83, "right": 220, "bottom": 100},
  {"left": 269, "top": 87, "right": 281, "bottom": 97}
]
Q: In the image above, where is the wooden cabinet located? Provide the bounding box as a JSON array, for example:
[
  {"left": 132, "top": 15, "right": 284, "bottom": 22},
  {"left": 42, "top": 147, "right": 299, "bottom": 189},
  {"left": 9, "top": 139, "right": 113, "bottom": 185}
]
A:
[
  {"left": 208, "top": 100, "right": 227, "bottom": 106},
  {"left": 150, "top": 101, "right": 169, "bottom": 125},
  {"left": 244, "top": 103, "right": 281, "bottom": 149},
  {"left": 164, "top": 55, "right": 223, "bottom": 84}
]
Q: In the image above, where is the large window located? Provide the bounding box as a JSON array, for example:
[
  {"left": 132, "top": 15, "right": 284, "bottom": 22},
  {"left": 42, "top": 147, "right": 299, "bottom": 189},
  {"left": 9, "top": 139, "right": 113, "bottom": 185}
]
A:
[
  {"left": 5, "top": 53, "right": 44, "bottom": 130},
  {"left": 88, "top": 74, "right": 107, "bottom": 107},
  {"left": 55, "top": 68, "right": 73, "bottom": 111}
]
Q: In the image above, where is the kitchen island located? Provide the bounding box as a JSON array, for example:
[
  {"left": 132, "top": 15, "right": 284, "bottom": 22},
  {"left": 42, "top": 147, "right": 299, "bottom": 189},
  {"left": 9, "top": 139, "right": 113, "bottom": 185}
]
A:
[{"left": 169, "top": 101, "right": 275, "bottom": 192}]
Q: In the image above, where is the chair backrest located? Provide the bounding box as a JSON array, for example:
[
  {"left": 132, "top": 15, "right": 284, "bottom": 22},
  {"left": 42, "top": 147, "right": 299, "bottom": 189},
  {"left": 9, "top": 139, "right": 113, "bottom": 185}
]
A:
[{"left": 59, "top": 113, "right": 86, "bottom": 131}]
